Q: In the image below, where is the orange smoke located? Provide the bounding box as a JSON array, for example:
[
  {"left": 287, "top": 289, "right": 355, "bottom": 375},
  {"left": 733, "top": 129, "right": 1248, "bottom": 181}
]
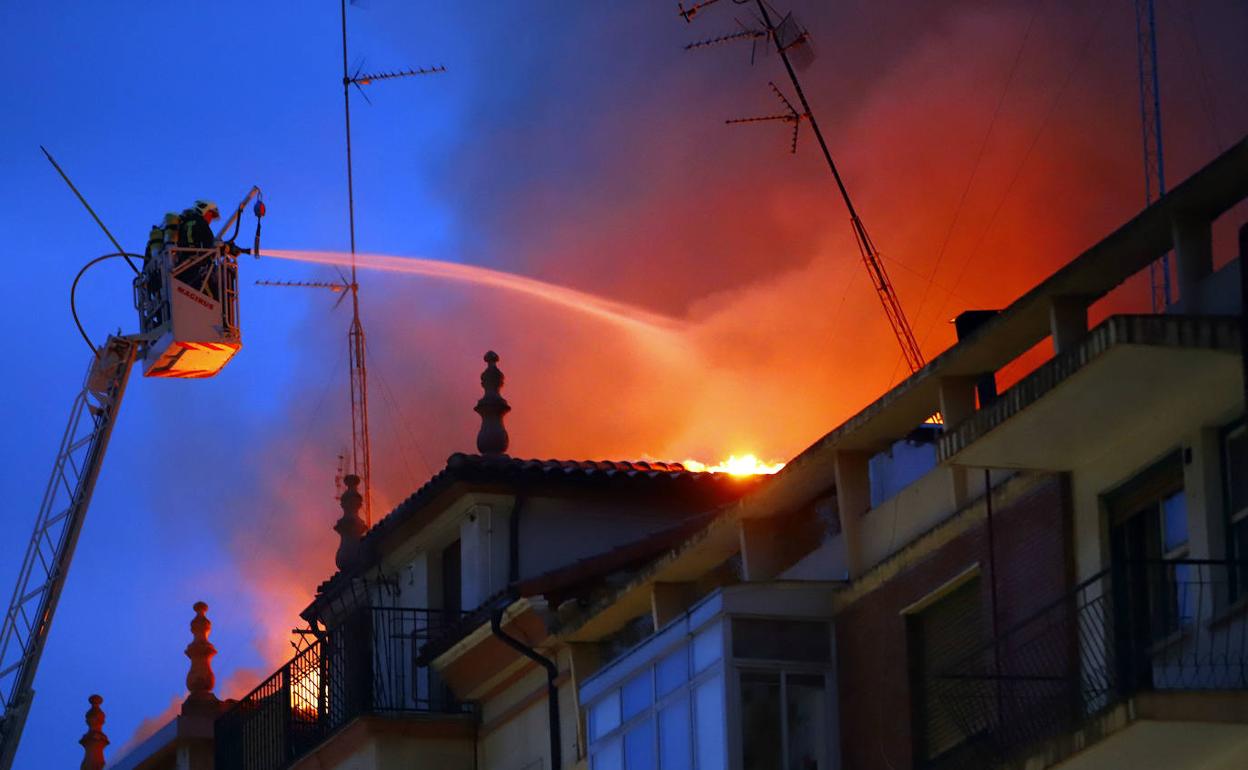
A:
[{"left": 195, "top": 0, "right": 1247, "bottom": 719}]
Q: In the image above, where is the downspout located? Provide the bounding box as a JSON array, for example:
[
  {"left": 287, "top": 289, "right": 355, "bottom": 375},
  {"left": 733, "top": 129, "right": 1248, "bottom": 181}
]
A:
[
  {"left": 491, "top": 606, "right": 561, "bottom": 769},
  {"left": 1238, "top": 223, "right": 1246, "bottom": 411},
  {"left": 495, "top": 494, "right": 561, "bottom": 768},
  {"left": 509, "top": 496, "right": 525, "bottom": 585}
]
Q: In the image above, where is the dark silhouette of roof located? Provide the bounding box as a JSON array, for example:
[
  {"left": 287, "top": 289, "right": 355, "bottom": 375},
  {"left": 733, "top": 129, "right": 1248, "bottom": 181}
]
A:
[{"left": 306, "top": 452, "right": 762, "bottom": 617}]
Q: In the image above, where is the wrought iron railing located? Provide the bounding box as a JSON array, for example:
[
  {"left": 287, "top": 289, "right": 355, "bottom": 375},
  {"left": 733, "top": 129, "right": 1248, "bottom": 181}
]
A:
[
  {"left": 215, "top": 607, "right": 472, "bottom": 770},
  {"left": 927, "top": 560, "right": 1248, "bottom": 769}
]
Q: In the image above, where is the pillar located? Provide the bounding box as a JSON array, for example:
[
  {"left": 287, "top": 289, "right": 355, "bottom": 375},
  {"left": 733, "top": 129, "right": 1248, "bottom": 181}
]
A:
[
  {"left": 834, "top": 450, "right": 871, "bottom": 578},
  {"left": 1049, "top": 296, "right": 1089, "bottom": 354},
  {"left": 1173, "top": 213, "right": 1214, "bottom": 310}
]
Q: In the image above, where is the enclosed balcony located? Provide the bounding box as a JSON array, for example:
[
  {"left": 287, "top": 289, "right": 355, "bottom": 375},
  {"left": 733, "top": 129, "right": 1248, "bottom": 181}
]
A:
[
  {"left": 924, "top": 560, "right": 1248, "bottom": 769},
  {"left": 215, "top": 607, "right": 474, "bottom": 770}
]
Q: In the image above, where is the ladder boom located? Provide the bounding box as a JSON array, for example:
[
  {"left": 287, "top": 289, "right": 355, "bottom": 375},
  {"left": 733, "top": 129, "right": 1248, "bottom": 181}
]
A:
[{"left": 0, "top": 336, "right": 137, "bottom": 770}]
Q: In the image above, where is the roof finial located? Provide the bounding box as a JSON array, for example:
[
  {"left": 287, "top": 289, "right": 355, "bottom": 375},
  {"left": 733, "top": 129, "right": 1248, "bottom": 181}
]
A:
[
  {"left": 474, "top": 351, "right": 511, "bottom": 455},
  {"left": 183, "top": 601, "right": 218, "bottom": 713},
  {"left": 334, "top": 474, "right": 367, "bottom": 570},
  {"left": 78, "top": 694, "right": 108, "bottom": 770}
]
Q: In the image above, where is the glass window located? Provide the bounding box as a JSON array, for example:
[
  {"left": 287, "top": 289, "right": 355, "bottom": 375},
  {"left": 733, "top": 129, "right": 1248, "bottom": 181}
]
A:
[
  {"left": 909, "top": 577, "right": 985, "bottom": 760},
  {"left": 624, "top": 717, "right": 656, "bottom": 769},
  {"left": 786, "top": 674, "right": 827, "bottom": 770},
  {"left": 1226, "top": 425, "right": 1248, "bottom": 596},
  {"left": 590, "top": 691, "right": 621, "bottom": 741},
  {"left": 659, "top": 695, "right": 692, "bottom": 770},
  {"left": 593, "top": 737, "right": 623, "bottom": 770},
  {"left": 733, "top": 619, "right": 830, "bottom": 662},
  {"left": 1227, "top": 425, "right": 1247, "bottom": 517},
  {"left": 1162, "top": 490, "right": 1188, "bottom": 553},
  {"left": 622, "top": 672, "right": 652, "bottom": 721},
  {"left": 740, "top": 671, "right": 782, "bottom": 770},
  {"left": 692, "top": 621, "right": 722, "bottom": 673},
  {"left": 656, "top": 647, "right": 689, "bottom": 697},
  {"left": 694, "top": 673, "right": 725, "bottom": 770}
]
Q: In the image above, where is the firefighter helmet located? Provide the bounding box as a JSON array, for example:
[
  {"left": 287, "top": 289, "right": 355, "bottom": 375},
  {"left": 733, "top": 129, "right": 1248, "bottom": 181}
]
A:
[{"left": 193, "top": 200, "right": 221, "bottom": 220}]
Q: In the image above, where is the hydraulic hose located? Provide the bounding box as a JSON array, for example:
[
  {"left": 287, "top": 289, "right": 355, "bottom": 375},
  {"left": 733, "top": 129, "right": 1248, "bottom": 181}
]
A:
[{"left": 70, "top": 253, "right": 143, "bottom": 354}]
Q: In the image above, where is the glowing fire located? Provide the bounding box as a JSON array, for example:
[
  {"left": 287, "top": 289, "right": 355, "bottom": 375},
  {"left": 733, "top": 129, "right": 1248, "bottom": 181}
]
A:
[{"left": 682, "top": 454, "right": 785, "bottom": 476}]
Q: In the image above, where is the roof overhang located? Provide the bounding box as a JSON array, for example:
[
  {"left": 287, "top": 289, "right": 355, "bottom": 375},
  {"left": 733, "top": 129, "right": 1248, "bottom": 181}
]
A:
[{"left": 941, "top": 315, "right": 1242, "bottom": 470}]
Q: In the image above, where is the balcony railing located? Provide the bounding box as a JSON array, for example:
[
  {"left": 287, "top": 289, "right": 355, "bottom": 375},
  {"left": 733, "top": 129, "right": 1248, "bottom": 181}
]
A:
[
  {"left": 215, "top": 607, "right": 473, "bottom": 770},
  {"left": 927, "top": 560, "right": 1248, "bottom": 769}
]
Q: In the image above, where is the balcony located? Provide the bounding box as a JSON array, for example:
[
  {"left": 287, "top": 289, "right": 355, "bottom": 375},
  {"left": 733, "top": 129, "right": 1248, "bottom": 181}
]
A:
[
  {"left": 215, "top": 608, "right": 474, "bottom": 770},
  {"left": 927, "top": 560, "right": 1248, "bottom": 769}
]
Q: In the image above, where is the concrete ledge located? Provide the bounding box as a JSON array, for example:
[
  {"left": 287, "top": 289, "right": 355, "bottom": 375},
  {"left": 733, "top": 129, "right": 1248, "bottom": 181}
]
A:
[
  {"left": 940, "top": 314, "right": 1241, "bottom": 463},
  {"left": 1008, "top": 690, "right": 1248, "bottom": 770}
]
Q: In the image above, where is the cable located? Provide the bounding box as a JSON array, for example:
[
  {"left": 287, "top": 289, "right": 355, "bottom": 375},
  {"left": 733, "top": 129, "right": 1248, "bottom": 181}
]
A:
[
  {"left": 910, "top": 1, "right": 1043, "bottom": 330},
  {"left": 913, "top": 1, "right": 1112, "bottom": 357},
  {"left": 69, "top": 252, "right": 143, "bottom": 354}
]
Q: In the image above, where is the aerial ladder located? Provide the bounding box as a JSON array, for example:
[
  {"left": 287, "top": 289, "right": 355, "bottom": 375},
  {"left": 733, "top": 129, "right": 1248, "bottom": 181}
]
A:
[{"left": 0, "top": 183, "right": 265, "bottom": 770}]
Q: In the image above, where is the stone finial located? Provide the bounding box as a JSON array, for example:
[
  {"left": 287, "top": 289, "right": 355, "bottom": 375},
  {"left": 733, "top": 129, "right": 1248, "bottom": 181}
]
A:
[
  {"left": 474, "top": 351, "right": 511, "bottom": 455},
  {"left": 79, "top": 694, "right": 108, "bottom": 770},
  {"left": 184, "top": 602, "right": 218, "bottom": 710},
  {"left": 334, "top": 474, "right": 367, "bottom": 570}
]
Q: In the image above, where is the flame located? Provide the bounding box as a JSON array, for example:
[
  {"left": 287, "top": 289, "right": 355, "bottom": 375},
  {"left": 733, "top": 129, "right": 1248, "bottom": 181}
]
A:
[{"left": 682, "top": 454, "right": 785, "bottom": 476}]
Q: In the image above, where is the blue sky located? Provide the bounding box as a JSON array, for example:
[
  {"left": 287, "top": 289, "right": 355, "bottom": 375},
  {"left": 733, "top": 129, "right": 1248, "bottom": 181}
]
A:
[{"left": 2, "top": 1, "right": 1245, "bottom": 766}]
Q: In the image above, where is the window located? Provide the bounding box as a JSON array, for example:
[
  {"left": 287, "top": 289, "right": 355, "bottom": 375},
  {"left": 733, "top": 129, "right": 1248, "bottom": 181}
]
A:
[
  {"left": 1226, "top": 424, "right": 1248, "bottom": 594},
  {"left": 732, "top": 619, "right": 830, "bottom": 662},
  {"left": 733, "top": 619, "right": 833, "bottom": 770},
  {"left": 441, "top": 539, "right": 461, "bottom": 615},
  {"left": 1108, "top": 455, "right": 1191, "bottom": 636},
  {"left": 908, "top": 576, "right": 986, "bottom": 762},
  {"left": 588, "top": 626, "right": 725, "bottom": 770}
]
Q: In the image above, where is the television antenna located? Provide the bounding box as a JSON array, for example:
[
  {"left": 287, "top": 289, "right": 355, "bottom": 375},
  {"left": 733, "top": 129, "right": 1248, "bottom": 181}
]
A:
[
  {"left": 261, "top": 1, "right": 444, "bottom": 526},
  {"left": 681, "top": 1, "right": 926, "bottom": 374},
  {"left": 338, "top": 0, "right": 443, "bottom": 525},
  {"left": 726, "top": 81, "right": 807, "bottom": 154}
]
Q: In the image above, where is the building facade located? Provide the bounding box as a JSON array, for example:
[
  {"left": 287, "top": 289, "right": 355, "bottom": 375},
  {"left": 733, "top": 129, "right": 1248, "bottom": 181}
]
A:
[{"left": 108, "top": 136, "right": 1247, "bottom": 770}]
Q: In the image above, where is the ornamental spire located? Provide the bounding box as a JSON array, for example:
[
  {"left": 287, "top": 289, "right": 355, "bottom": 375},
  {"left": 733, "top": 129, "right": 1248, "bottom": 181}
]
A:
[
  {"left": 183, "top": 601, "right": 218, "bottom": 712},
  {"left": 474, "top": 351, "right": 511, "bottom": 455},
  {"left": 334, "top": 474, "right": 367, "bottom": 570},
  {"left": 78, "top": 694, "right": 108, "bottom": 770}
]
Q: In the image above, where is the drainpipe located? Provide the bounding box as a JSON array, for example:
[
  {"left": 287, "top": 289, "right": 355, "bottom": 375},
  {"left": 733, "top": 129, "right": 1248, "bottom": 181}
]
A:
[
  {"left": 509, "top": 497, "right": 525, "bottom": 585},
  {"left": 491, "top": 607, "right": 561, "bottom": 769},
  {"left": 1239, "top": 224, "right": 1246, "bottom": 411}
]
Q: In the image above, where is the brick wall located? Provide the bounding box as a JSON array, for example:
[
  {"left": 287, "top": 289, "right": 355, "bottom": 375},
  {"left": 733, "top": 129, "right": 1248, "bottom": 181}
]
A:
[{"left": 835, "top": 472, "right": 1072, "bottom": 770}]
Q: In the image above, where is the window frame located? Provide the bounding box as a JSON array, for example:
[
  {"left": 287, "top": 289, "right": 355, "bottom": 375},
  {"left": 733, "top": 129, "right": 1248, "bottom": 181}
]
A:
[
  {"left": 725, "top": 614, "right": 836, "bottom": 770},
  {"left": 1222, "top": 421, "right": 1248, "bottom": 596},
  {"left": 587, "top": 617, "right": 727, "bottom": 770}
]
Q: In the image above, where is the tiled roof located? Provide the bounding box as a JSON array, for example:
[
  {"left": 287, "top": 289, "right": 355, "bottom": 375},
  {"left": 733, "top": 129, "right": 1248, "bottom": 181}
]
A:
[{"left": 306, "top": 453, "right": 762, "bottom": 617}]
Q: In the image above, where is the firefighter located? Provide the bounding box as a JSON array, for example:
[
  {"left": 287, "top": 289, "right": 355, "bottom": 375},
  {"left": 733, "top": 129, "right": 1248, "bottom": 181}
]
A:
[
  {"left": 181, "top": 200, "right": 220, "bottom": 249},
  {"left": 178, "top": 200, "right": 221, "bottom": 295}
]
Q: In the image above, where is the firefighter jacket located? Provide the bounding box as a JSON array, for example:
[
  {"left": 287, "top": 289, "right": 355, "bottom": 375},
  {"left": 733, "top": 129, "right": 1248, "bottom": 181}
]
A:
[{"left": 180, "top": 211, "right": 216, "bottom": 249}]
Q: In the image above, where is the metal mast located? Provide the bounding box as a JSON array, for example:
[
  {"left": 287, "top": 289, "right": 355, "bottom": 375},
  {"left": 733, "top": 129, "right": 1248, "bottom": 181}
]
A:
[
  {"left": 337, "top": 0, "right": 444, "bottom": 525},
  {"left": 1135, "top": 0, "right": 1171, "bottom": 311},
  {"left": 339, "top": 0, "right": 373, "bottom": 526},
  {"left": 683, "top": 1, "right": 926, "bottom": 373}
]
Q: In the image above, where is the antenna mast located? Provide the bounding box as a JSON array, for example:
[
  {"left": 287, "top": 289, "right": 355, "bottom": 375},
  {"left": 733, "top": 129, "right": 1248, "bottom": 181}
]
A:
[
  {"left": 683, "top": 0, "right": 926, "bottom": 374},
  {"left": 338, "top": 0, "right": 444, "bottom": 525},
  {"left": 1134, "top": 0, "right": 1171, "bottom": 311}
]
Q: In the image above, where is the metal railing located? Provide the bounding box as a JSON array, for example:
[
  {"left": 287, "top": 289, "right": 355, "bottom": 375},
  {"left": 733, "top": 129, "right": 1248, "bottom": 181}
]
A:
[
  {"left": 927, "top": 560, "right": 1248, "bottom": 769},
  {"left": 215, "top": 608, "right": 472, "bottom": 770}
]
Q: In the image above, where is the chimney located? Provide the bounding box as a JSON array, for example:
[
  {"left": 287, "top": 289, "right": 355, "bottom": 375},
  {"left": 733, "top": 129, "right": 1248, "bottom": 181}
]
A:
[
  {"left": 78, "top": 695, "right": 108, "bottom": 770},
  {"left": 183, "top": 602, "right": 219, "bottom": 715},
  {"left": 334, "top": 474, "right": 367, "bottom": 571},
  {"left": 474, "top": 351, "right": 511, "bottom": 455}
]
